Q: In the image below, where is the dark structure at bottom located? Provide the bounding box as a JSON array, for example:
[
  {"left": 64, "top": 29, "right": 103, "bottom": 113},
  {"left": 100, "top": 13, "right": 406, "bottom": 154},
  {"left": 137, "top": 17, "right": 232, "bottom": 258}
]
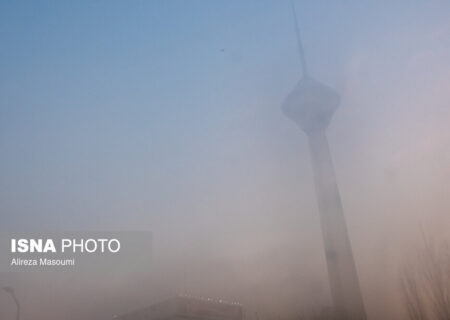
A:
[{"left": 117, "top": 296, "right": 243, "bottom": 320}]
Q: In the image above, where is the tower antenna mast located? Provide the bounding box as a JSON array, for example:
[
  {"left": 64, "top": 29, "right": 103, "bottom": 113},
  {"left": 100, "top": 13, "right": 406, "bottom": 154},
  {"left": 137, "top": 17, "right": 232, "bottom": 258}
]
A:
[{"left": 290, "top": 0, "right": 308, "bottom": 78}]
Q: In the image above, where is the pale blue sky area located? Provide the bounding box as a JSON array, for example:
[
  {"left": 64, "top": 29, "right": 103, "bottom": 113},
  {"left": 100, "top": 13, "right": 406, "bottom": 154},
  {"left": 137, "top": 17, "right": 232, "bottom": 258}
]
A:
[{"left": 0, "top": 1, "right": 448, "bottom": 231}]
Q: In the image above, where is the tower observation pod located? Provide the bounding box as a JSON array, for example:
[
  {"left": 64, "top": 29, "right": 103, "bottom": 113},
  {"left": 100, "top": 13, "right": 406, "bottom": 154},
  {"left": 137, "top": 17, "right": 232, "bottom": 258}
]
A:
[{"left": 282, "top": 2, "right": 367, "bottom": 319}]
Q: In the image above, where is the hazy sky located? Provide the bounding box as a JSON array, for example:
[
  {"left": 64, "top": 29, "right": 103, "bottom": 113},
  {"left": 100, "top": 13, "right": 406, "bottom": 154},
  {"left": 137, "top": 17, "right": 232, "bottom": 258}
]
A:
[{"left": 1, "top": 1, "right": 450, "bottom": 319}]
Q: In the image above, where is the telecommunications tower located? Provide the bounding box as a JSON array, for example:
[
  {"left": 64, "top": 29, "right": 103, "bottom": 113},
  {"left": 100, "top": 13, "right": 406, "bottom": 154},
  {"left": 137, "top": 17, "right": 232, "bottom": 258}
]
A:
[{"left": 282, "top": 2, "right": 367, "bottom": 319}]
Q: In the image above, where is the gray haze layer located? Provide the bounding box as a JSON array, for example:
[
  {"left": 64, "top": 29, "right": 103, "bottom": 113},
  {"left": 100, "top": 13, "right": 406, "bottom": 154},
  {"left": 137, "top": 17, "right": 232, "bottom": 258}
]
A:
[{"left": 1, "top": 1, "right": 450, "bottom": 319}]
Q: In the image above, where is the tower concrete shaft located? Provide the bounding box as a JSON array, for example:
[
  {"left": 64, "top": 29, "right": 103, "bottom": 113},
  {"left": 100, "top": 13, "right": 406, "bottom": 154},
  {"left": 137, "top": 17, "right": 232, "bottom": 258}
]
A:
[
  {"left": 308, "top": 130, "right": 366, "bottom": 320},
  {"left": 283, "top": 77, "right": 366, "bottom": 319}
]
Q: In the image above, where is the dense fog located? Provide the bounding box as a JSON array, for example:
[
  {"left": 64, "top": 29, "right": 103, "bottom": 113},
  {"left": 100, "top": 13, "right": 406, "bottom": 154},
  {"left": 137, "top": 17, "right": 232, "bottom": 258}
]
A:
[{"left": 1, "top": 1, "right": 449, "bottom": 319}]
